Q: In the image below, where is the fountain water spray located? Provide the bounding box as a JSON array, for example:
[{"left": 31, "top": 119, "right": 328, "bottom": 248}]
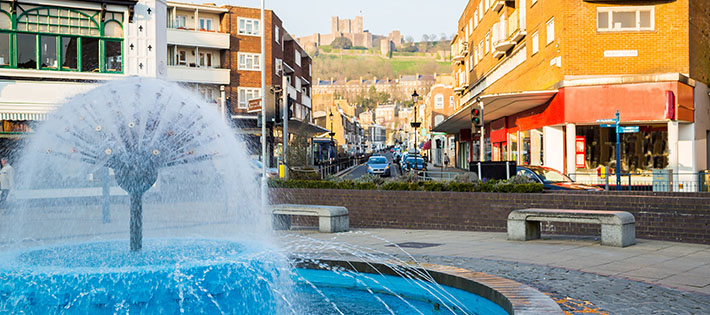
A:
[{"left": 42, "top": 78, "right": 219, "bottom": 251}]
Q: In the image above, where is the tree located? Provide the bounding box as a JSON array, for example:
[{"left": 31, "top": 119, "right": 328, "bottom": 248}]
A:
[
  {"left": 331, "top": 37, "right": 353, "bottom": 49},
  {"left": 421, "top": 34, "right": 430, "bottom": 43},
  {"left": 440, "top": 33, "right": 448, "bottom": 41}
]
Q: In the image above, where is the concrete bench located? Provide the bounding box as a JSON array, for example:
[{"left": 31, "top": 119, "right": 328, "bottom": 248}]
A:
[
  {"left": 271, "top": 204, "right": 349, "bottom": 233},
  {"left": 507, "top": 209, "right": 635, "bottom": 247}
]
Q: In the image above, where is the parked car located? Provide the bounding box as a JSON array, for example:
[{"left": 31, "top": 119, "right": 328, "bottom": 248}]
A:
[
  {"left": 516, "top": 165, "right": 603, "bottom": 191},
  {"left": 366, "top": 156, "right": 391, "bottom": 177},
  {"left": 251, "top": 160, "right": 279, "bottom": 179},
  {"left": 403, "top": 157, "right": 427, "bottom": 172}
]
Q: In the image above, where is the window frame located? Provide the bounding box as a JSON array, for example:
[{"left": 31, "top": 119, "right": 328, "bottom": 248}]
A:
[
  {"left": 597, "top": 6, "right": 655, "bottom": 32},
  {"left": 0, "top": 5, "right": 123, "bottom": 73},
  {"left": 238, "top": 52, "right": 261, "bottom": 71},
  {"left": 546, "top": 18, "right": 554, "bottom": 45},
  {"left": 237, "top": 87, "right": 261, "bottom": 109},
  {"left": 434, "top": 94, "right": 444, "bottom": 109},
  {"left": 531, "top": 31, "right": 539, "bottom": 55},
  {"left": 238, "top": 17, "right": 261, "bottom": 36}
]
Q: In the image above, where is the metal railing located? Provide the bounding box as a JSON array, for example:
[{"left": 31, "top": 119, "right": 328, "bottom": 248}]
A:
[
  {"left": 314, "top": 154, "right": 371, "bottom": 179},
  {"left": 569, "top": 171, "right": 710, "bottom": 192},
  {"left": 417, "top": 171, "right": 474, "bottom": 182}
]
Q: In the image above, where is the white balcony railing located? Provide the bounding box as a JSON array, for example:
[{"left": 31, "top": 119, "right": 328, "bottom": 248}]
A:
[
  {"left": 509, "top": 9, "right": 526, "bottom": 42},
  {"left": 167, "top": 28, "right": 230, "bottom": 49},
  {"left": 302, "top": 95, "right": 312, "bottom": 108},
  {"left": 166, "top": 66, "right": 230, "bottom": 84},
  {"left": 493, "top": 19, "right": 515, "bottom": 52}
]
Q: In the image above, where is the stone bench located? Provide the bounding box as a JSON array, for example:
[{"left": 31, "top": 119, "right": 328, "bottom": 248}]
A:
[
  {"left": 507, "top": 209, "right": 635, "bottom": 247},
  {"left": 271, "top": 204, "right": 349, "bottom": 233}
]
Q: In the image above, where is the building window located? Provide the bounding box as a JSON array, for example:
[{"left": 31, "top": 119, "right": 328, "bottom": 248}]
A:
[
  {"left": 597, "top": 7, "right": 654, "bottom": 32},
  {"left": 0, "top": 33, "right": 9, "bottom": 66},
  {"left": 485, "top": 0, "right": 490, "bottom": 11},
  {"left": 17, "top": 33, "right": 36, "bottom": 69},
  {"left": 238, "top": 18, "right": 260, "bottom": 36},
  {"left": 199, "top": 18, "right": 212, "bottom": 31},
  {"left": 275, "top": 26, "right": 280, "bottom": 44},
  {"left": 199, "top": 52, "right": 212, "bottom": 67},
  {"left": 435, "top": 94, "right": 444, "bottom": 109},
  {"left": 531, "top": 31, "right": 539, "bottom": 54},
  {"left": 0, "top": 5, "right": 123, "bottom": 73},
  {"left": 275, "top": 58, "right": 282, "bottom": 75},
  {"left": 105, "top": 40, "right": 122, "bottom": 72},
  {"left": 478, "top": 40, "right": 484, "bottom": 60},
  {"left": 238, "top": 87, "right": 261, "bottom": 109},
  {"left": 478, "top": 1, "right": 484, "bottom": 22},
  {"left": 40, "top": 36, "right": 57, "bottom": 69},
  {"left": 485, "top": 32, "right": 490, "bottom": 53},
  {"left": 295, "top": 50, "right": 301, "bottom": 66},
  {"left": 450, "top": 96, "right": 454, "bottom": 107},
  {"left": 175, "top": 15, "right": 186, "bottom": 28},
  {"left": 238, "top": 52, "right": 261, "bottom": 71},
  {"left": 546, "top": 18, "right": 554, "bottom": 45},
  {"left": 474, "top": 10, "right": 478, "bottom": 29},
  {"left": 81, "top": 37, "right": 99, "bottom": 72}
]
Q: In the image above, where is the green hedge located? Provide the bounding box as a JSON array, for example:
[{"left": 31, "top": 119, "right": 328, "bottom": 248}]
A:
[{"left": 269, "top": 179, "right": 543, "bottom": 193}]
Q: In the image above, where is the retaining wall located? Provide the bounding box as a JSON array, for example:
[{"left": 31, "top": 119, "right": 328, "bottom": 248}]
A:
[{"left": 270, "top": 189, "right": 710, "bottom": 244}]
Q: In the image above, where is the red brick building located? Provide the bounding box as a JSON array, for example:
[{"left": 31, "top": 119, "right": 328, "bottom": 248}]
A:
[{"left": 223, "top": 6, "right": 323, "bottom": 165}]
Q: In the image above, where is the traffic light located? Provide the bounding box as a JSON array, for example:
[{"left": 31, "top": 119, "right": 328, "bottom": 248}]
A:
[{"left": 471, "top": 106, "right": 483, "bottom": 132}]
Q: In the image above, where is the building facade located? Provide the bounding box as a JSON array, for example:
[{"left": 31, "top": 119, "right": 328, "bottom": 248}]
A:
[
  {"left": 223, "top": 6, "right": 322, "bottom": 166},
  {"left": 436, "top": 0, "right": 710, "bottom": 186},
  {"left": 165, "top": 1, "right": 230, "bottom": 111},
  {"left": 0, "top": 0, "right": 166, "bottom": 157}
]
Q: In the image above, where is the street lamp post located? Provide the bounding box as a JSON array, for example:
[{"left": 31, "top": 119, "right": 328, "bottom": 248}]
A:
[
  {"left": 329, "top": 111, "right": 335, "bottom": 160},
  {"left": 410, "top": 90, "right": 421, "bottom": 171}
]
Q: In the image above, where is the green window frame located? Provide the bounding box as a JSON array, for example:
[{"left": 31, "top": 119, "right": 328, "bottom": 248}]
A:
[{"left": 0, "top": 2, "right": 124, "bottom": 73}]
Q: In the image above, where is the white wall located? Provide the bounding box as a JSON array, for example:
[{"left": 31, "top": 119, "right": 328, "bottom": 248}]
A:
[
  {"left": 543, "top": 126, "right": 564, "bottom": 173},
  {"left": 125, "top": 0, "right": 167, "bottom": 78},
  {"left": 694, "top": 82, "right": 710, "bottom": 170},
  {"left": 565, "top": 123, "right": 576, "bottom": 178}
]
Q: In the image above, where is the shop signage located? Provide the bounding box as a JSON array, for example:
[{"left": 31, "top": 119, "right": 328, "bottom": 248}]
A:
[
  {"left": 604, "top": 50, "right": 638, "bottom": 58},
  {"left": 575, "top": 136, "right": 586, "bottom": 168},
  {"left": 619, "top": 126, "right": 639, "bottom": 133}
]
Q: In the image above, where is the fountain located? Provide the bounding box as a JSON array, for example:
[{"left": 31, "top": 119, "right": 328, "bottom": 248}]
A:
[{"left": 0, "top": 77, "right": 548, "bottom": 314}]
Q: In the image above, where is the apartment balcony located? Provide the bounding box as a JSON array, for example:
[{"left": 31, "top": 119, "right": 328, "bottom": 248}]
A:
[
  {"left": 493, "top": 19, "right": 515, "bottom": 52},
  {"left": 167, "top": 66, "right": 230, "bottom": 85},
  {"left": 302, "top": 95, "right": 311, "bottom": 108},
  {"left": 167, "top": 28, "right": 229, "bottom": 49},
  {"left": 508, "top": 9, "right": 526, "bottom": 43},
  {"left": 493, "top": 0, "right": 505, "bottom": 11},
  {"left": 452, "top": 54, "right": 466, "bottom": 64}
]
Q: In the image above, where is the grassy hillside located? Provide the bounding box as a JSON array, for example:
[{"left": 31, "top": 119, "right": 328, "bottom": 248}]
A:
[{"left": 312, "top": 51, "right": 451, "bottom": 82}]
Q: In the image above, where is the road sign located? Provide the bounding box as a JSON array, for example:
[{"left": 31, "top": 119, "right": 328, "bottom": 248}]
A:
[
  {"left": 600, "top": 124, "right": 615, "bottom": 128},
  {"left": 247, "top": 98, "right": 262, "bottom": 113},
  {"left": 619, "top": 126, "right": 639, "bottom": 133},
  {"left": 596, "top": 118, "right": 618, "bottom": 123}
]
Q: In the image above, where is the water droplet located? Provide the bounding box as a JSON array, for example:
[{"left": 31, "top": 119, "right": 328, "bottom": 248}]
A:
[
  {"left": 128, "top": 122, "right": 135, "bottom": 128},
  {"left": 71, "top": 148, "right": 77, "bottom": 153},
  {"left": 152, "top": 149, "right": 160, "bottom": 155},
  {"left": 65, "top": 127, "right": 70, "bottom": 132},
  {"left": 96, "top": 125, "right": 103, "bottom": 132},
  {"left": 188, "top": 150, "right": 194, "bottom": 155},
  {"left": 105, "top": 148, "right": 112, "bottom": 155},
  {"left": 79, "top": 116, "right": 85, "bottom": 120},
  {"left": 46, "top": 149, "right": 53, "bottom": 153}
]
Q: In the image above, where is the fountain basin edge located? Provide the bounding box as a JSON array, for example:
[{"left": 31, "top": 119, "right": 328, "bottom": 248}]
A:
[{"left": 295, "top": 258, "right": 564, "bottom": 315}]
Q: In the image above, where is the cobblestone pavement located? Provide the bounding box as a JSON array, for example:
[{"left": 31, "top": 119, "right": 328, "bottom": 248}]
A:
[
  {"left": 414, "top": 255, "right": 709, "bottom": 315},
  {"left": 284, "top": 229, "right": 710, "bottom": 315}
]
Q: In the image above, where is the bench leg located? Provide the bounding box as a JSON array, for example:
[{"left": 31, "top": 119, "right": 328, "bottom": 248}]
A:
[
  {"left": 508, "top": 220, "right": 541, "bottom": 241},
  {"left": 319, "top": 215, "right": 349, "bottom": 233},
  {"left": 601, "top": 223, "right": 636, "bottom": 247},
  {"left": 273, "top": 214, "right": 292, "bottom": 231}
]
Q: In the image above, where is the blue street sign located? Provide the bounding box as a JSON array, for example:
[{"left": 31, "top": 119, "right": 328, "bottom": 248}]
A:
[
  {"left": 619, "top": 126, "right": 639, "bottom": 133},
  {"left": 596, "top": 118, "right": 618, "bottom": 123},
  {"left": 601, "top": 124, "right": 615, "bottom": 128}
]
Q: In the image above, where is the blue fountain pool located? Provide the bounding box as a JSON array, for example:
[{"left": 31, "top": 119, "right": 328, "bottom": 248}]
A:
[{"left": 0, "top": 239, "right": 507, "bottom": 314}]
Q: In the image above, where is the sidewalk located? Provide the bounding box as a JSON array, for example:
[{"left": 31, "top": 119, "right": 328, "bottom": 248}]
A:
[{"left": 283, "top": 228, "right": 710, "bottom": 296}]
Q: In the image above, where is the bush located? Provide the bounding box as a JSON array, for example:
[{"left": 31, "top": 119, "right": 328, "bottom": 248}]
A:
[
  {"left": 269, "top": 178, "right": 543, "bottom": 193},
  {"left": 319, "top": 45, "right": 332, "bottom": 53},
  {"left": 290, "top": 168, "right": 321, "bottom": 180},
  {"left": 331, "top": 37, "right": 353, "bottom": 49}
]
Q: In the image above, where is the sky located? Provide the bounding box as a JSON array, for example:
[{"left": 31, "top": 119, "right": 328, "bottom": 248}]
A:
[{"left": 213, "top": 0, "right": 467, "bottom": 41}]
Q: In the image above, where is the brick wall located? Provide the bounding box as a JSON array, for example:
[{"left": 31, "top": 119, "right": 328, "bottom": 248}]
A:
[{"left": 271, "top": 189, "right": 710, "bottom": 244}]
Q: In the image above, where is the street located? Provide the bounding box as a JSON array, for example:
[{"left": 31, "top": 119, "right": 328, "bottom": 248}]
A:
[{"left": 341, "top": 151, "right": 401, "bottom": 180}]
